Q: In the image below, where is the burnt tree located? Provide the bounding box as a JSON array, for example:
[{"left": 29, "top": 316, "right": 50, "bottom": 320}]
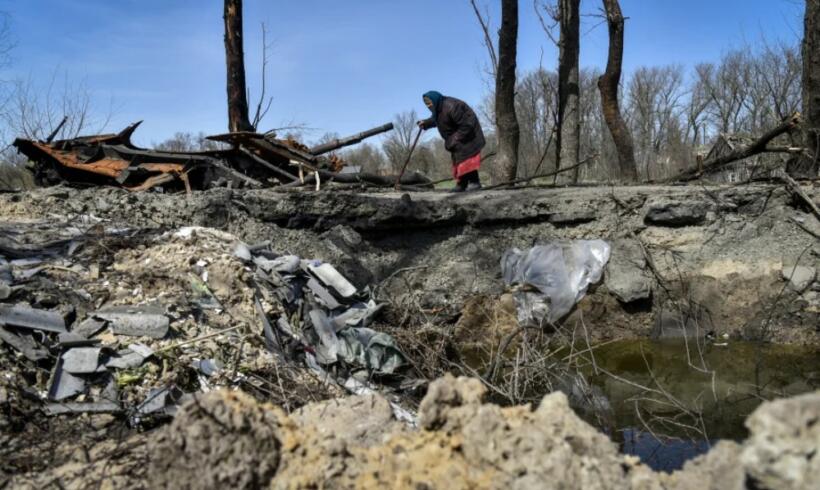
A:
[
  {"left": 788, "top": 0, "right": 820, "bottom": 177},
  {"left": 224, "top": 0, "right": 254, "bottom": 133},
  {"left": 557, "top": 0, "right": 581, "bottom": 182},
  {"left": 598, "top": 0, "right": 637, "bottom": 181},
  {"left": 496, "top": 0, "right": 521, "bottom": 181}
]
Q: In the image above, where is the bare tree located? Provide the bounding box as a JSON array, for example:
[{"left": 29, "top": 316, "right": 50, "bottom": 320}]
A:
[
  {"left": 685, "top": 75, "right": 711, "bottom": 147},
  {"left": 1, "top": 71, "right": 112, "bottom": 142},
  {"left": 224, "top": 0, "right": 253, "bottom": 133},
  {"left": 627, "top": 66, "right": 686, "bottom": 180},
  {"left": 556, "top": 0, "right": 581, "bottom": 182},
  {"left": 495, "top": 0, "right": 521, "bottom": 181},
  {"left": 341, "top": 142, "right": 388, "bottom": 175},
  {"left": 383, "top": 110, "right": 423, "bottom": 174},
  {"left": 598, "top": 0, "right": 637, "bottom": 181},
  {"left": 516, "top": 68, "right": 558, "bottom": 177},
  {"left": 695, "top": 52, "right": 752, "bottom": 135},
  {"left": 789, "top": 0, "right": 820, "bottom": 177},
  {"left": 469, "top": 0, "right": 499, "bottom": 80},
  {"left": 250, "top": 23, "right": 274, "bottom": 131},
  {"left": 155, "top": 132, "right": 223, "bottom": 152}
]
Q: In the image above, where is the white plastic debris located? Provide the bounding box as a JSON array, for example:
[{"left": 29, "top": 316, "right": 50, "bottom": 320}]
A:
[{"left": 306, "top": 262, "right": 357, "bottom": 298}]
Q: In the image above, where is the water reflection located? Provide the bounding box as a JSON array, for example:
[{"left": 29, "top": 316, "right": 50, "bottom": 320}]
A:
[{"left": 583, "top": 339, "right": 819, "bottom": 471}]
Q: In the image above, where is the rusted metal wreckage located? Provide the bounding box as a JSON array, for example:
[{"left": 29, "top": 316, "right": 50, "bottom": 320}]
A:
[{"left": 13, "top": 121, "right": 431, "bottom": 192}]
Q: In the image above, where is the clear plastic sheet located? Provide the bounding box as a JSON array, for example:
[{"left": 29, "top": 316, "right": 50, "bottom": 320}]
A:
[{"left": 501, "top": 240, "right": 611, "bottom": 325}]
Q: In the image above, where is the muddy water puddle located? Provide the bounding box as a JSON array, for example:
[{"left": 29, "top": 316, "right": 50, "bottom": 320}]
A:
[
  {"left": 468, "top": 338, "right": 819, "bottom": 472},
  {"left": 580, "top": 339, "right": 819, "bottom": 471}
]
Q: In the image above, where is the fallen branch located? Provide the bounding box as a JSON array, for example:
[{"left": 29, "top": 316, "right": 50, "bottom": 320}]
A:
[
  {"left": 238, "top": 147, "right": 299, "bottom": 183},
  {"left": 780, "top": 173, "right": 820, "bottom": 221},
  {"left": 481, "top": 154, "right": 596, "bottom": 191},
  {"left": 667, "top": 113, "right": 800, "bottom": 182},
  {"left": 789, "top": 217, "right": 820, "bottom": 240}
]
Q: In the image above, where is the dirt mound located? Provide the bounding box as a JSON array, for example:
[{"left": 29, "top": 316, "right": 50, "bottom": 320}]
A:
[
  {"left": 8, "top": 376, "right": 819, "bottom": 489},
  {"left": 149, "top": 390, "right": 283, "bottom": 490},
  {"left": 193, "top": 377, "right": 820, "bottom": 490}
]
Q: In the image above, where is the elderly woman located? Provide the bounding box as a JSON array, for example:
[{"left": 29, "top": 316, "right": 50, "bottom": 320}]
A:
[{"left": 418, "top": 91, "right": 486, "bottom": 192}]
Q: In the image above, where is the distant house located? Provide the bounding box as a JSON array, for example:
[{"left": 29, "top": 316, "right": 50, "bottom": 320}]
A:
[
  {"left": 702, "top": 134, "right": 787, "bottom": 183},
  {"left": 339, "top": 165, "right": 361, "bottom": 175}
]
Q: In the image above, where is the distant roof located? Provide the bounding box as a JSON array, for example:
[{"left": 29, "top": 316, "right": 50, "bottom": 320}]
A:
[{"left": 339, "top": 165, "right": 361, "bottom": 174}]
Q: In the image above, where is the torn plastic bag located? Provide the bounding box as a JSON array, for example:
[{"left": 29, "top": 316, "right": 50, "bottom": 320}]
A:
[
  {"left": 336, "top": 327, "right": 405, "bottom": 374},
  {"left": 501, "top": 240, "right": 610, "bottom": 325}
]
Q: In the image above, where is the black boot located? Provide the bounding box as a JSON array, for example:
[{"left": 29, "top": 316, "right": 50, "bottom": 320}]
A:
[{"left": 464, "top": 171, "right": 482, "bottom": 192}]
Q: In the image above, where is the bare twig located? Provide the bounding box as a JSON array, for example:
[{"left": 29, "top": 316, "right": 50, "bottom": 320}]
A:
[{"left": 469, "top": 0, "right": 499, "bottom": 77}]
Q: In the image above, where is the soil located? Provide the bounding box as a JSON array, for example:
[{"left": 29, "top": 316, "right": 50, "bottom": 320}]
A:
[
  {"left": 2, "top": 183, "right": 817, "bottom": 344},
  {"left": 1, "top": 182, "right": 818, "bottom": 488},
  {"left": 7, "top": 375, "right": 818, "bottom": 489}
]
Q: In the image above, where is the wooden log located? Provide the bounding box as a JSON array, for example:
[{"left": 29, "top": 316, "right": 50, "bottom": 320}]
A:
[
  {"left": 238, "top": 147, "right": 299, "bottom": 182},
  {"left": 309, "top": 123, "right": 394, "bottom": 155}
]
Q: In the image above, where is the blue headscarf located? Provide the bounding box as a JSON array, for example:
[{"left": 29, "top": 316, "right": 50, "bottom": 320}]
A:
[{"left": 423, "top": 91, "right": 443, "bottom": 119}]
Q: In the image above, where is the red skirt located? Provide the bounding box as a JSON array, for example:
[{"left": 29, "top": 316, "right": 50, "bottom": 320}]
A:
[{"left": 453, "top": 153, "right": 481, "bottom": 179}]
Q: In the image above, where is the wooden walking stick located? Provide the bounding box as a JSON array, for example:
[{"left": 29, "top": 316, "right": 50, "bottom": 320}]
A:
[{"left": 394, "top": 127, "right": 423, "bottom": 190}]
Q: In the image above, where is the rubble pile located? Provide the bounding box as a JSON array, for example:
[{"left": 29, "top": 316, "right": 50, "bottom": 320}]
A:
[
  {"left": 12, "top": 121, "right": 431, "bottom": 192},
  {"left": 0, "top": 215, "right": 414, "bottom": 459},
  {"left": 8, "top": 376, "right": 818, "bottom": 489}
]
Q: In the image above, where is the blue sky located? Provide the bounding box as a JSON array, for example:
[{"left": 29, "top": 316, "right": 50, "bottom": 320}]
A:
[{"left": 0, "top": 0, "right": 804, "bottom": 146}]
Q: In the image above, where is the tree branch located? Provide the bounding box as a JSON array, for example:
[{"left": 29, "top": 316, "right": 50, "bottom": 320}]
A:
[
  {"left": 667, "top": 112, "right": 801, "bottom": 182},
  {"left": 469, "top": 0, "right": 498, "bottom": 77}
]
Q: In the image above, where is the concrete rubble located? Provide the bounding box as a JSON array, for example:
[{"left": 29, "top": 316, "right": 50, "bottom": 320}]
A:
[{"left": 0, "top": 217, "right": 411, "bottom": 429}]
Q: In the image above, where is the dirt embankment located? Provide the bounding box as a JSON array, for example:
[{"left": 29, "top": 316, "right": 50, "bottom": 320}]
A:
[
  {"left": 1, "top": 184, "right": 818, "bottom": 488},
  {"left": 9, "top": 375, "right": 818, "bottom": 489},
  {"left": 2, "top": 183, "right": 818, "bottom": 344}
]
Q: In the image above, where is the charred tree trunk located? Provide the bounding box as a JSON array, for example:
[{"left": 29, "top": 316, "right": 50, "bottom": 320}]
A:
[
  {"left": 495, "top": 0, "right": 521, "bottom": 181},
  {"left": 789, "top": 0, "right": 820, "bottom": 178},
  {"left": 598, "top": 0, "right": 637, "bottom": 181},
  {"left": 224, "top": 0, "right": 254, "bottom": 133},
  {"left": 557, "top": 0, "right": 581, "bottom": 183}
]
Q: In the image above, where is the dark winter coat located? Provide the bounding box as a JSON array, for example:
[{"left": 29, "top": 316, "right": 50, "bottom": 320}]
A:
[{"left": 422, "top": 96, "right": 486, "bottom": 164}]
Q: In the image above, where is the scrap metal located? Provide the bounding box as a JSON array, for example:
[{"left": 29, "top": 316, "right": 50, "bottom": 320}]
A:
[{"left": 12, "top": 120, "right": 418, "bottom": 192}]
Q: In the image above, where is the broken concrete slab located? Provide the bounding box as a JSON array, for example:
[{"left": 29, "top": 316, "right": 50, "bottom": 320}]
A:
[
  {"left": 94, "top": 305, "right": 169, "bottom": 339},
  {"left": 0, "top": 304, "right": 66, "bottom": 333},
  {"left": 644, "top": 198, "right": 710, "bottom": 226},
  {"left": 782, "top": 264, "right": 816, "bottom": 292},
  {"left": 48, "top": 360, "right": 87, "bottom": 401},
  {"left": 72, "top": 317, "right": 107, "bottom": 338},
  {"left": 605, "top": 240, "right": 653, "bottom": 303},
  {"left": 57, "top": 332, "right": 101, "bottom": 348},
  {"left": 61, "top": 347, "right": 102, "bottom": 374},
  {"left": 137, "top": 386, "right": 181, "bottom": 415},
  {"left": 106, "top": 344, "right": 153, "bottom": 370},
  {"left": 0, "top": 326, "right": 49, "bottom": 361}
]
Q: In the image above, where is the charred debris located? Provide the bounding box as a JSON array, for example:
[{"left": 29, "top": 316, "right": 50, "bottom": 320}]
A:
[{"left": 12, "top": 121, "right": 432, "bottom": 192}]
